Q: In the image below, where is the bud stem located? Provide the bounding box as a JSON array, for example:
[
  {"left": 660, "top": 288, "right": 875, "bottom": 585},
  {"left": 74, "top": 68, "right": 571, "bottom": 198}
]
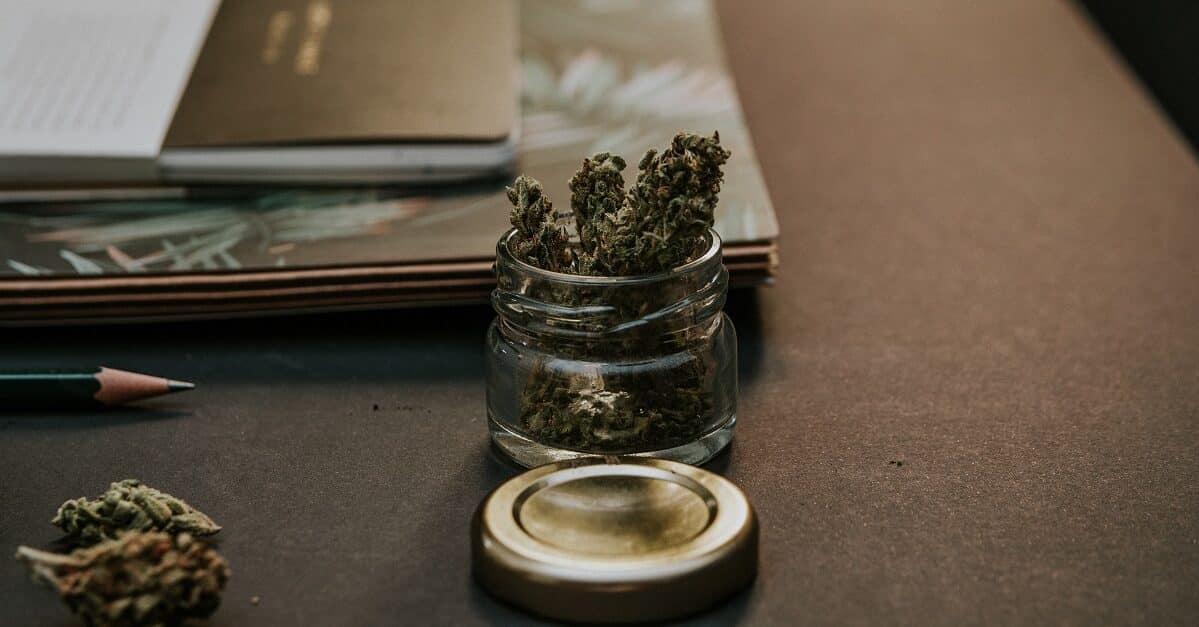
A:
[{"left": 14, "top": 545, "right": 86, "bottom": 586}]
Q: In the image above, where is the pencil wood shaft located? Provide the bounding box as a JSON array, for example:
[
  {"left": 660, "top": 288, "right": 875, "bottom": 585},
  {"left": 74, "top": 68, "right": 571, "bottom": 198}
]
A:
[{"left": 0, "top": 367, "right": 193, "bottom": 409}]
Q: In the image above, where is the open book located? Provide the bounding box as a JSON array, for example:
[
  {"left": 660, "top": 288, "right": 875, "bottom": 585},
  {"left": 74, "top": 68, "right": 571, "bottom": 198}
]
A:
[{"left": 0, "top": 0, "right": 518, "bottom": 185}]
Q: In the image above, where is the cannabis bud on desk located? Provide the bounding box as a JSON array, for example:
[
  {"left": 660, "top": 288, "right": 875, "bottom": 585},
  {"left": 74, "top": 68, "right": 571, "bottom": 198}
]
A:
[
  {"left": 15, "top": 479, "right": 229, "bottom": 627},
  {"left": 486, "top": 131, "right": 739, "bottom": 467},
  {"left": 53, "top": 479, "right": 222, "bottom": 547},
  {"left": 16, "top": 532, "right": 230, "bottom": 627}
]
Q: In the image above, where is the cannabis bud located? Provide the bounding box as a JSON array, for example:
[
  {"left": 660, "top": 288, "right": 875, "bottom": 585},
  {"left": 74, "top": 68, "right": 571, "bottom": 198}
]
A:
[
  {"left": 499, "top": 132, "right": 732, "bottom": 453},
  {"left": 507, "top": 131, "right": 730, "bottom": 277},
  {"left": 507, "top": 174, "right": 572, "bottom": 272},
  {"left": 16, "top": 531, "right": 231, "bottom": 627},
  {"left": 53, "top": 479, "right": 221, "bottom": 547},
  {"left": 593, "top": 131, "right": 730, "bottom": 275},
  {"left": 569, "top": 152, "right": 627, "bottom": 259}
]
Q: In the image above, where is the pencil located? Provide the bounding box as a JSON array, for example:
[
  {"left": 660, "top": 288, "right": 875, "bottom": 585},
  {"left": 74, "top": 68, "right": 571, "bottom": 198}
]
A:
[{"left": 0, "top": 367, "right": 195, "bottom": 410}]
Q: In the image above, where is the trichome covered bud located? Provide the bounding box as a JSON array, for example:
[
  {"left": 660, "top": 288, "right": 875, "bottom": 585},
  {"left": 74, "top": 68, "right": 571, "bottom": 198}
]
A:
[
  {"left": 53, "top": 479, "right": 221, "bottom": 547},
  {"left": 504, "top": 132, "right": 729, "bottom": 277},
  {"left": 499, "top": 132, "right": 732, "bottom": 454},
  {"left": 507, "top": 174, "right": 572, "bottom": 272},
  {"left": 593, "top": 131, "right": 730, "bottom": 275},
  {"left": 569, "top": 152, "right": 627, "bottom": 259},
  {"left": 16, "top": 531, "right": 231, "bottom": 627}
]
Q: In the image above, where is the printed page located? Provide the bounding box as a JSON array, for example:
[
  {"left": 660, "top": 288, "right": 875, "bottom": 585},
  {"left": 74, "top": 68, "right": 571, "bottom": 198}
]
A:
[{"left": 0, "top": 0, "right": 219, "bottom": 157}]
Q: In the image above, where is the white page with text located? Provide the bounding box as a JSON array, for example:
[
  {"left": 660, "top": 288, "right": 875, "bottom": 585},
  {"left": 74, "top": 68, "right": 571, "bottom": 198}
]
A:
[{"left": 0, "top": 0, "right": 219, "bottom": 158}]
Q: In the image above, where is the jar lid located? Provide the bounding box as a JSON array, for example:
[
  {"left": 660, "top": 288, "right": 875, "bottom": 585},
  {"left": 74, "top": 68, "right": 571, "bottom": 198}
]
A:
[{"left": 472, "top": 456, "right": 757, "bottom": 623}]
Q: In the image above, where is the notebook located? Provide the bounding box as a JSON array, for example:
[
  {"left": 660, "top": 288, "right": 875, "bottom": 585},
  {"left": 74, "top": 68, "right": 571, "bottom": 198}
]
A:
[{"left": 0, "top": 0, "right": 518, "bottom": 185}]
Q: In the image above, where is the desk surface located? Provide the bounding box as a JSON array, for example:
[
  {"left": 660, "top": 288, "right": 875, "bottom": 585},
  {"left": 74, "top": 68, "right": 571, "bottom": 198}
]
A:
[{"left": 3, "top": 0, "right": 1198, "bottom": 625}]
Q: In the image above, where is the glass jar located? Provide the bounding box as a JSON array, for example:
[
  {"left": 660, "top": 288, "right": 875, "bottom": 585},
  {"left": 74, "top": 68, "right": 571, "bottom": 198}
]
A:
[{"left": 486, "top": 228, "right": 737, "bottom": 467}]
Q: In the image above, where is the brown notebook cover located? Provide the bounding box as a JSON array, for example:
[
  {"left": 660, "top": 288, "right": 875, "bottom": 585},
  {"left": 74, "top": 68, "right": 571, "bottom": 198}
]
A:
[{"left": 165, "top": 0, "right": 516, "bottom": 148}]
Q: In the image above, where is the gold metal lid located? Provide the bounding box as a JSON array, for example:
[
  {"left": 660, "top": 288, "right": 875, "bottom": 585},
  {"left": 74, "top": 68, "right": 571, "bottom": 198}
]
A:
[{"left": 472, "top": 457, "right": 757, "bottom": 623}]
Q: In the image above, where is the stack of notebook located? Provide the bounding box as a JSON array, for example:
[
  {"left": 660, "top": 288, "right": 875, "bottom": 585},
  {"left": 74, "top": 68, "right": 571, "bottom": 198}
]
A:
[{"left": 0, "top": 0, "right": 778, "bottom": 325}]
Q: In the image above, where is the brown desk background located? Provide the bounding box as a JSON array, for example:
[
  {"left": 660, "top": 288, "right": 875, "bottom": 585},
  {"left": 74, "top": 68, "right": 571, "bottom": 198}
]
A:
[{"left": 2, "top": 0, "right": 1197, "bottom": 624}]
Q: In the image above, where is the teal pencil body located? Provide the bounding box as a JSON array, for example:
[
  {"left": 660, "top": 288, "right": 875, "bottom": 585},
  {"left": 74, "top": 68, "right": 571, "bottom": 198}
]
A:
[{"left": 0, "top": 367, "right": 193, "bottom": 410}]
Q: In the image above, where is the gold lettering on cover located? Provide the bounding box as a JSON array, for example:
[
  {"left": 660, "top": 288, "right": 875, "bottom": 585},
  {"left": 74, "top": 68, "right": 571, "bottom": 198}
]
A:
[
  {"left": 261, "top": 10, "right": 295, "bottom": 65},
  {"left": 294, "top": 1, "right": 332, "bottom": 76}
]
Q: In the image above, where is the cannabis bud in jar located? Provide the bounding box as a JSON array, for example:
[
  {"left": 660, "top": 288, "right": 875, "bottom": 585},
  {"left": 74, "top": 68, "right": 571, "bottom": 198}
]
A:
[
  {"left": 53, "top": 479, "right": 221, "bottom": 547},
  {"left": 486, "top": 132, "right": 739, "bottom": 467},
  {"left": 508, "top": 174, "right": 573, "bottom": 272},
  {"left": 16, "top": 531, "right": 230, "bottom": 627}
]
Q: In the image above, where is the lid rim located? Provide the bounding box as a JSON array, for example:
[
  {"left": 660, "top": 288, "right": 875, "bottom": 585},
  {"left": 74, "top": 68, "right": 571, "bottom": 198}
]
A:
[{"left": 472, "top": 457, "right": 758, "bottom": 623}]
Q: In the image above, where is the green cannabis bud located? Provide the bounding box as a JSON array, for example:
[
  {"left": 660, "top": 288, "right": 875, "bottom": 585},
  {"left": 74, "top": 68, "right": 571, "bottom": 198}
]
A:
[
  {"left": 53, "top": 479, "right": 221, "bottom": 547},
  {"left": 507, "top": 174, "right": 572, "bottom": 272},
  {"left": 592, "top": 131, "right": 730, "bottom": 275},
  {"left": 509, "top": 131, "right": 729, "bottom": 277},
  {"left": 16, "top": 531, "right": 230, "bottom": 627},
  {"left": 569, "top": 152, "right": 627, "bottom": 262},
  {"left": 501, "top": 131, "right": 731, "bottom": 453}
]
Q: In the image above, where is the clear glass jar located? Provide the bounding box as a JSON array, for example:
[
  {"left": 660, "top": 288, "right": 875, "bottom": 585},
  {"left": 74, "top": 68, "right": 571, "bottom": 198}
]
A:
[{"left": 486, "top": 228, "right": 737, "bottom": 467}]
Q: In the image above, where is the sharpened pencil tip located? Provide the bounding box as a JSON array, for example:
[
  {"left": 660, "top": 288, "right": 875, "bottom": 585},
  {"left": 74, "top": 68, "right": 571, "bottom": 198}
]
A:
[{"left": 167, "top": 380, "right": 196, "bottom": 393}]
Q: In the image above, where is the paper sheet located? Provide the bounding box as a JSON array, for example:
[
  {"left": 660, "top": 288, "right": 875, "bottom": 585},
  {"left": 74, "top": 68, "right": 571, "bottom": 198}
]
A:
[{"left": 0, "top": 0, "right": 219, "bottom": 157}]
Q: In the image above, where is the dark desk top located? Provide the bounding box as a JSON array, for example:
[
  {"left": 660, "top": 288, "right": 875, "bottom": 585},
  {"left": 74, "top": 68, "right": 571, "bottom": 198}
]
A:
[{"left": 3, "top": 0, "right": 1198, "bottom": 625}]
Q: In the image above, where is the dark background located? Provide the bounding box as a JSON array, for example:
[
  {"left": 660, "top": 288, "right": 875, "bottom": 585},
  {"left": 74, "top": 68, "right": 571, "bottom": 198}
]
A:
[
  {"left": 2, "top": 1, "right": 1198, "bottom": 625},
  {"left": 1081, "top": 0, "right": 1199, "bottom": 154}
]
